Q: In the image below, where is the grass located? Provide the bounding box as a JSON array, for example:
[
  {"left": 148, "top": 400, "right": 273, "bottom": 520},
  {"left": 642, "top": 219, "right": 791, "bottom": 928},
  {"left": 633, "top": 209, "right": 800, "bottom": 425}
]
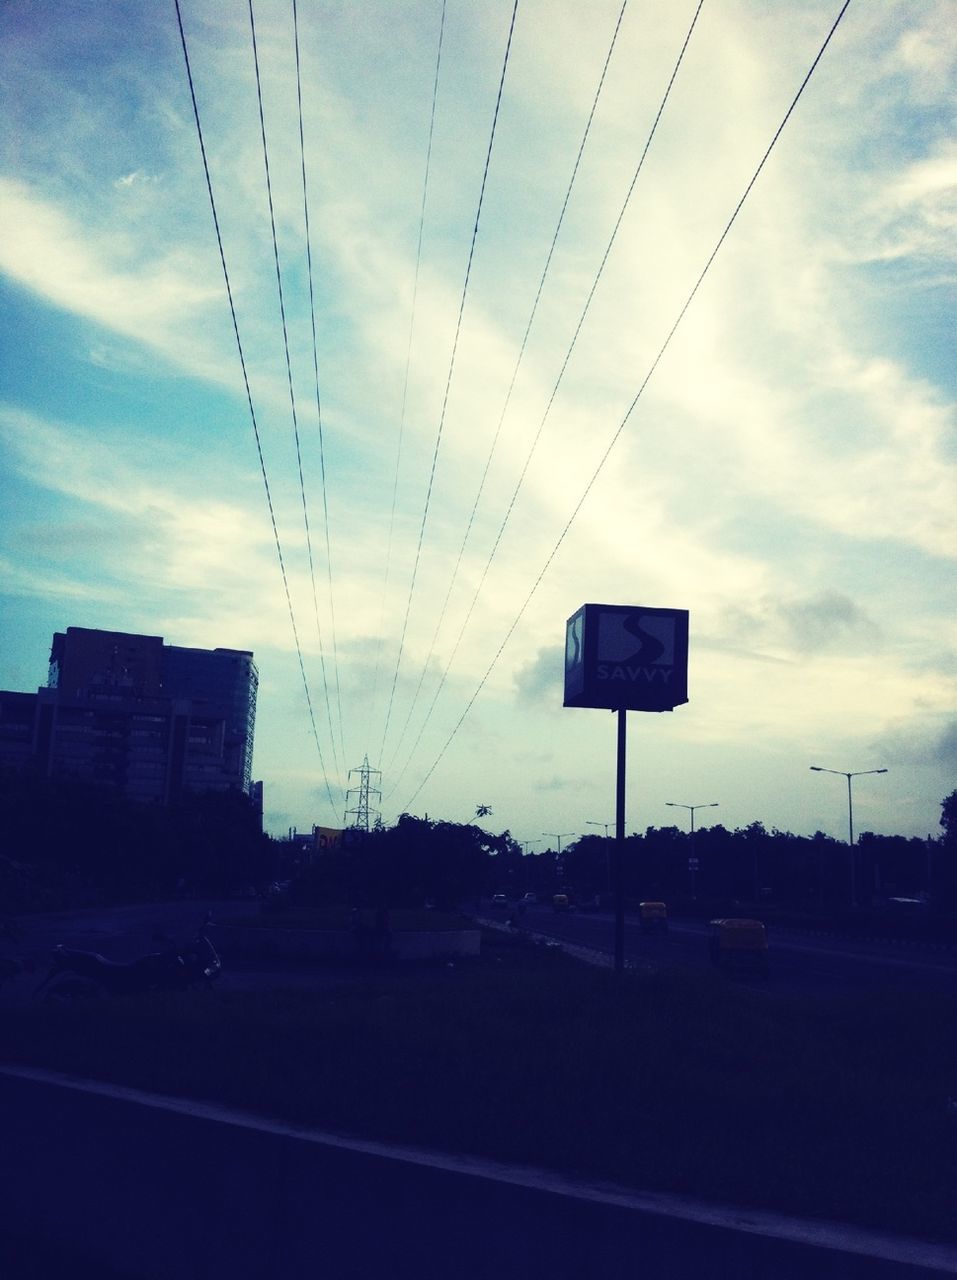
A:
[
  {"left": 235, "top": 906, "right": 469, "bottom": 931},
  {"left": 3, "top": 929, "right": 955, "bottom": 1242}
]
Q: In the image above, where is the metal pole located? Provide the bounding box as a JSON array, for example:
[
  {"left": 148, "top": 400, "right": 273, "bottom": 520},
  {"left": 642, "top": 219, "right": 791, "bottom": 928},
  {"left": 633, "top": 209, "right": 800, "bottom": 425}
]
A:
[
  {"left": 847, "top": 773, "right": 855, "bottom": 907},
  {"left": 614, "top": 708, "right": 626, "bottom": 973},
  {"left": 810, "top": 767, "right": 886, "bottom": 910},
  {"left": 689, "top": 807, "right": 696, "bottom": 899}
]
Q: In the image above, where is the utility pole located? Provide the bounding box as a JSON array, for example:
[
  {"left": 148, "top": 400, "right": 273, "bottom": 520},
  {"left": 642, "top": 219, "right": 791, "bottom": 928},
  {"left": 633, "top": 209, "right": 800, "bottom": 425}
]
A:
[
  {"left": 665, "top": 802, "right": 718, "bottom": 901},
  {"left": 810, "top": 767, "right": 887, "bottom": 906},
  {"left": 345, "top": 755, "right": 382, "bottom": 832}
]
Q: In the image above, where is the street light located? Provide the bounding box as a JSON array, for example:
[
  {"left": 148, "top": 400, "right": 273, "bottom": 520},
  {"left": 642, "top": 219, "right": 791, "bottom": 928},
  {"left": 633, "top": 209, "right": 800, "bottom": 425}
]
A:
[
  {"left": 665, "top": 802, "right": 718, "bottom": 900},
  {"left": 587, "top": 820, "right": 614, "bottom": 893},
  {"left": 520, "top": 839, "right": 540, "bottom": 855},
  {"left": 586, "top": 820, "right": 613, "bottom": 838},
  {"left": 543, "top": 832, "right": 574, "bottom": 856},
  {"left": 810, "top": 766, "right": 888, "bottom": 906},
  {"left": 665, "top": 802, "right": 719, "bottom": 835}
]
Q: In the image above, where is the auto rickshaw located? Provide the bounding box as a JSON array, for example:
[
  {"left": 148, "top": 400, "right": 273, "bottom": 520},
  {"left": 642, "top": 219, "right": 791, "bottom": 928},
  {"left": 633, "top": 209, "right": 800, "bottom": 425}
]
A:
[
  {"left": 638, "top": 901, "right": 668, "bottom": 933},
  {"left": 552, "top": 893, "right": 570, "bottom": 912},
  {"left": 708, "top": 918, "right": 768, "bottom": 976}
]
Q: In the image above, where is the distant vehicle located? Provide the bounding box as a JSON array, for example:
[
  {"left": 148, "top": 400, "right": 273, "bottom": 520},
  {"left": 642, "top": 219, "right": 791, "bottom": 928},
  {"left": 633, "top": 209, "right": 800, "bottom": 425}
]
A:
[
  {"left": 521, "top": 892, "right": 537, "bottom": 904},
  {"left": 638, "top": 901, "right": 668, "bottom": 933},
  {"left": 552, "top": 894, "right": 570, "bottom": 912},
  {"left": 708, "top": 918, "right": 768, "bottom": 976},
  {"left": 491, "top": 893, "right": 508, "bottom": 907}
]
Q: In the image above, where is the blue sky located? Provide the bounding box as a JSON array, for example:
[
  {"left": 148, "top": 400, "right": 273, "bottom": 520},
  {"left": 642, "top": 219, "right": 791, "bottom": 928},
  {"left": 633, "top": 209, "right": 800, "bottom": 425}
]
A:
[{"left": 1, "top": 0, "right": 954, "bottom": 843}]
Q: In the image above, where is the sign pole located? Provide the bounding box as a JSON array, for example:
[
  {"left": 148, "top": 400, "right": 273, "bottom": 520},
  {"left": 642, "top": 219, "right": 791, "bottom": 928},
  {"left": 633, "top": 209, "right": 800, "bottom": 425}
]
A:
[{"left": 614, "top": 706, "right": 626, "bottom": 973}]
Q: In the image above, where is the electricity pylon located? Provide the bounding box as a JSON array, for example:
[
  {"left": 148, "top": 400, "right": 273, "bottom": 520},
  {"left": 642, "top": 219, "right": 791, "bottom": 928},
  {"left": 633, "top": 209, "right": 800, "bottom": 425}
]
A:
[{"left": 345, "top": 755, "right": 382, "bottom": 831}]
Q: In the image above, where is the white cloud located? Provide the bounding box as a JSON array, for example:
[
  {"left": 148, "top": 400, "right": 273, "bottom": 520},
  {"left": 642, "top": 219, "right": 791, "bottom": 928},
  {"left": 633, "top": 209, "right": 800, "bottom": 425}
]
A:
[{"left": 1, "top": 0, "right": 954, "bottom": 838}]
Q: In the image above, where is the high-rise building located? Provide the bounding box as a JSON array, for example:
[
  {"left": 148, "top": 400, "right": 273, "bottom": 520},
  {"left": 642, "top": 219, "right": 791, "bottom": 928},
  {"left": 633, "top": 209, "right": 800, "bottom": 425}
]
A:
[{"left": 0, "top": 627, "right": 259, "bottom": 805}]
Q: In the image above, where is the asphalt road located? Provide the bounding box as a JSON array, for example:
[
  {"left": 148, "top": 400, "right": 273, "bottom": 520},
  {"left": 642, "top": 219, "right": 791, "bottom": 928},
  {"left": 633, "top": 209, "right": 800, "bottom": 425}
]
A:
[
  {"left": 3, "top": 900, "right": 957, "bottom": 1275},
  {"left": 487, "top": 902, "right": 957, "bottom": 994},
  {"left": 4, "top": 897, "right": 957, "bottom": 1004},
  {"left": 1, "top": 1069, "right": 953, "bottom": 1280}
]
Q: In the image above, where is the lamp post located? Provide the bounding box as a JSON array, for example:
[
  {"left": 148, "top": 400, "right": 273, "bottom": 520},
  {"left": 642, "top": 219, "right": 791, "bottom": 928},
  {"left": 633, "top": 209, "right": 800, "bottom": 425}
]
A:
[
  {"left": 809, "top": 767, "right": 887, "bottom": 907},
  {"left": 587, "top": 820, "right": 614, "bottom": 892},
  {"left": 544, "top": 832, "right": 574, "bottom": 891},
  {"left": 665, "top": 802, "right": 718, "bottom": 900},
  {"left": 520, "top": 839, "right": 540, "bottom": 856},
  {"left": 543, "top": 832, "right": 574, "bottom": 857}
]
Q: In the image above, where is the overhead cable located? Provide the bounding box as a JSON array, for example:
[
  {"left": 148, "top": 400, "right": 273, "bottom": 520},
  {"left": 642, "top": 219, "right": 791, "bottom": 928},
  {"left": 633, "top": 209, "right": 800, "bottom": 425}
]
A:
[
  {"left": 376, "top": 0, "right": 521, "bottom": 770},
  {"left": 248, "top": 0, "right": 343, "bottom": 789},
  {"left": 174, "top": 0, "right": 339, "bottom": 818},
  {"left": 363, "top": 0, "right": 448, "bottom": 758},
  {"left": 400, "top": 0, "right": 854, "bottom": 811},
  {"left": 388, "top": 0, "right": 702, "bottom": 792},
  {"left": 385, "top": 0, "right": 631, "bottom": 782},
  {"left": 292, "top": 0, "right": 348, "bottom": 775}
]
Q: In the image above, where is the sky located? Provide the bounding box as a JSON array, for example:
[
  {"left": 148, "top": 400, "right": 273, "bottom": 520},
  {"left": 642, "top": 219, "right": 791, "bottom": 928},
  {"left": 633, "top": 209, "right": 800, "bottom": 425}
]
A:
[{"left": 1, "top": 0, "right": 954, "bottom": 845}]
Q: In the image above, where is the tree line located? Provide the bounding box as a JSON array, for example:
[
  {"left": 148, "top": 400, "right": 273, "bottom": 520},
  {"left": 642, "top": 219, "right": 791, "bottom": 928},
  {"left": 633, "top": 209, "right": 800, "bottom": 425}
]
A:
[{"left": 2, "top": 770, "right": 955, "bottom": 925}]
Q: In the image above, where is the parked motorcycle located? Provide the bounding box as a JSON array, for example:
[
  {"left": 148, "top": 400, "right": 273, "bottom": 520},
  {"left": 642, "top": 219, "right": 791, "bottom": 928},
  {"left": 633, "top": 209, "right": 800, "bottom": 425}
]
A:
[
  {"left": 34, "top": 911, "right": 221, "bottom": 1001},
  {"left": 0, "top": 920, "right": 23, "bottom": 991}
]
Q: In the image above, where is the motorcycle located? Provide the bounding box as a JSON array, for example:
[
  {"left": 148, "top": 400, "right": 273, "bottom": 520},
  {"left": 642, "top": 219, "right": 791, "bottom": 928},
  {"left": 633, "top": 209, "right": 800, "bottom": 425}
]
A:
[
  {"left": 0, "top": 920, "right": 24, "bottom": 991},
  {"left": 34, "top": 911, "right": 221, "bottom": 1001}
]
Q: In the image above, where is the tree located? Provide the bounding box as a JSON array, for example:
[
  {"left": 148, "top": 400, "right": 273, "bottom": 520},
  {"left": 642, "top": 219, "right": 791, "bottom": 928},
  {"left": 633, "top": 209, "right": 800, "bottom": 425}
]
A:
[
  {"left": 474, "top": 804, "right": 493, "bottom": 819},
  {"left": 941, "top": 791, "right": 957, "bottom": 847}
]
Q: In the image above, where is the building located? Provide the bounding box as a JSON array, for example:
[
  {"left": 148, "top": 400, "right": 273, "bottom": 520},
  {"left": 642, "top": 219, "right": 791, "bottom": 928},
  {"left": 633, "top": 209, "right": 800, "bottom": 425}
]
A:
[{"left": 0, "top": 627, "right": 260, "bottom": 805}]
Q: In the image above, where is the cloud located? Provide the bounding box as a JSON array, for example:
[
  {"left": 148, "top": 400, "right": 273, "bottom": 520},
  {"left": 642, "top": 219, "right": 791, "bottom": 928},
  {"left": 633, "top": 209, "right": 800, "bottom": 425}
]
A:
[
  {"left": 114, "top": 171, "right": 158, "bottom": 189},
  {"left": 780, "top": 592, "right": 883, "bottom": 655},
  {"left": 513, "top": 645, "right": 564, "bottom": 704},
  {"left": 0, "top": 178, "right": 226, "bottom": 375},
  {"left": 934, "top": 720, "right": 957, "bottom": 769},
  {"left": 714, "top": 591, "right": 882, "bottom": 660}
]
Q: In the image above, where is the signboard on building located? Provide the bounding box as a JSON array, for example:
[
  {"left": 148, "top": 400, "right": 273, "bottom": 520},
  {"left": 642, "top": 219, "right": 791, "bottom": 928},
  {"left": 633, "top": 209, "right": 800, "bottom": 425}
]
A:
[{"left": 563, "top": 603, "right": 689, "bottom": 712}]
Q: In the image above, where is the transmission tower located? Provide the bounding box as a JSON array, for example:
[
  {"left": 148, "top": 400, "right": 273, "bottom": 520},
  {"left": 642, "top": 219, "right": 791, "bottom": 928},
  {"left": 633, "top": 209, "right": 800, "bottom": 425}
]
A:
[{"left": 345, "top": 755, "right": 382, "bottom": 831}]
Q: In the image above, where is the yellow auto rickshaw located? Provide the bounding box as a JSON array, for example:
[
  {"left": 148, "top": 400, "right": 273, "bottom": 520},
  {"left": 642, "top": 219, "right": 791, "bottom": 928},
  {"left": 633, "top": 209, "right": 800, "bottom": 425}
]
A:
[
  {"left": 638, "top": 901, "right": 668, "bottom": 933},
  {"left": 708, "top": 918, "right": 768, "bottom": 976}
]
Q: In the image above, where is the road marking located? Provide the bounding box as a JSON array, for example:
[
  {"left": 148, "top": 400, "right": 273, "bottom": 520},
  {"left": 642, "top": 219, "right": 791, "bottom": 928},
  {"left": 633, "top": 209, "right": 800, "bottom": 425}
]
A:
[{"left": 1, "top": 1063, "right": 954, "bottom": 1274}]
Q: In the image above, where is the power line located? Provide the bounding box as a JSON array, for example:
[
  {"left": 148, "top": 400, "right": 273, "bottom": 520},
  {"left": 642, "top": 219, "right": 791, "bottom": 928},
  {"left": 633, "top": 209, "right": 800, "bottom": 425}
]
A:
[
  {"left": 400, "top": 0, "right": 854, "bottom": 811},
  {"left": 248, "top": 0, "right": 343, "bottom": 789},
  {"left": 376, "top": 0, "right": 521, "bottom": 770},
  {"left": 388, "top": 0, "right": 702, "bottom": 791},
  {"left": 173, "top": 0, "right": 339, "bottom": 818},
  {"left": 364, "top": 0, "right": 448, "bottom": 758},
  {"left": 384, "top": 0, "right": 631, "bottom": 782},
  {"left": 292, "top": 0, "right": 347, "bottom": 776}
]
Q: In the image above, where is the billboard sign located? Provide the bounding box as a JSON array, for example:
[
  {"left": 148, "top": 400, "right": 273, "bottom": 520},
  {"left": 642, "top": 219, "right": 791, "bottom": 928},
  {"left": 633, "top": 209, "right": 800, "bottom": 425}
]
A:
[
  {"left": 563, "top": 603, "right": 689, "bottom": 712},
  {"left": 313, "top": 825, "right": 345, "bottom": 853}
]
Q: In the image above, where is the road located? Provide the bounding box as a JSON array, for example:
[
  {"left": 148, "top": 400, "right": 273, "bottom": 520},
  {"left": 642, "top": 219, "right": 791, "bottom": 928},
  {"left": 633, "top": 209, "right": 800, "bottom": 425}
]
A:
[
  {"left": 4, "top": 897, "right": 957, "bottom": 1004},
  {"left": 3, "top": 900, "right": 957, "bottom": 1274},
  {"left": 1, "top": 1068, "right": 953, "bottom": 1279},
  {"left": 488, "top": 902, "right": 957, "bottom": 994}
]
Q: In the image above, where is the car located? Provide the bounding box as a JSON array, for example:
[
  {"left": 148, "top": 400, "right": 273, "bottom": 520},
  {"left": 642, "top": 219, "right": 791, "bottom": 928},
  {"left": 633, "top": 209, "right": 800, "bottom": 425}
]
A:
[
  {"left": 491, "top": 893, "right": 508, "bottom": 907},
  {"left": 521, "top": 892, "right": 537, "bottom": 904},
  {"left": 638, "top": 901, "right": 668, "bottom": 933}
]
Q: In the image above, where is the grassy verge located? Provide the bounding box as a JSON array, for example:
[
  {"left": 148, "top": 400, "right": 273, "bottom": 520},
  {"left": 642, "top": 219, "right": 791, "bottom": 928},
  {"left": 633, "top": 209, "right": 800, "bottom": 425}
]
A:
[
  {"left": 241, "top": 906, "right": 468, "bottom": 932},
  {"left": 2, "top": 930, "right": 955, "bottom": 1242}
]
